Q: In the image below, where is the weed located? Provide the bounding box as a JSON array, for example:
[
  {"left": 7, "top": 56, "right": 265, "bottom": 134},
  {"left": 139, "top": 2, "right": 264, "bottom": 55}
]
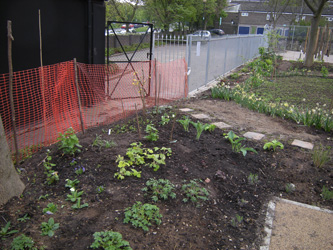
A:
[
  {"left": 43, "top": 150, "right": 59, "bottom": 185},
  {"left": 123, "top": 202, "right": 162, "bottom": 232},
  {"left": 181, "top": 179, "right": 209, "bottom": 206},
  {"left": 285, "top": 183, "right": 295, "bottom": 193},
  {"left": 17, "top": 214, "right": 30, "bottom": 223},
  {"left": 263, "top": 139, "right": 284, "bottom": 151},
  {"left": 91, "top": 231, "right": 132, "bottom": 250},
  {"left": 312, "top": 144, "right": 331, "bottom": 168},
  {"left": 321, "top": 66, "right": 328, "bottom": 78},
  {"left": 248, "top": 173, "right": 259, "bottom": 185},
  {"left": 231, "top": 214, "right": 243, "bottom": 227},
  {"left": 92, "top": 134, "right": 117, "bottom": 149},
  {"left": 321, "top": 185, "right": 333, "bottom": 201},
  {"left": 142, "top": 178, "right": 176, "bottom": 202},
  {"left": 96, "top": 186, "right": 105, "bottom": 194},
  {"left": 11, "top": 234, "right": 38, "bottom": 250},
  {"left": 178, "top": 116, "right": 191, "bottom": 132},
  {"left": 144, "top": 124, "right": 159, "bottom": 141},
  {"left": 38, "top": 194, "right": 49, "bottom": 200},
  {"left": 42, "top": 203, "right": 57, "bottom": 214},
  {"left": 40, "top": 218, "right": 59, "bottom": 237},
  {"left": 0, "top": 221, "right": 18, "bottom": 238},
  {"left": 57, "top": 127, "right": 82, "bottom": 156}
]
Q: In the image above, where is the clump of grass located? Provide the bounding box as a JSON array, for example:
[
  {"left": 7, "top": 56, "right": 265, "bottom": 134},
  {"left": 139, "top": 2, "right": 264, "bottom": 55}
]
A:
[{"left": 312, "top": 144, "right": 331, "bottom": 168}]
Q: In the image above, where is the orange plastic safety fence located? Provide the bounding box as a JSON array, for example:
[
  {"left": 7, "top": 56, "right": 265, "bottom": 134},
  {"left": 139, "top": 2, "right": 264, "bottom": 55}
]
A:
[{"left": 0, "top": 59, "right": 187, "bottom": 158}]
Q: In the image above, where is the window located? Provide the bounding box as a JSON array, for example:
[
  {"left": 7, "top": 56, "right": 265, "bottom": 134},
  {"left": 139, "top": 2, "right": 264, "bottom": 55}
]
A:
[
  {"left": 266, "top": 14, "right": 270, "bottom": 20},
  {"left": 241, "top": 12, "right": 249, "bottom": 17}
]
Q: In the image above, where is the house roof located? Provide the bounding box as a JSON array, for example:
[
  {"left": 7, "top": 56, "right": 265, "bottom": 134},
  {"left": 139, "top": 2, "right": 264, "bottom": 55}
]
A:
[{"left": 228, "top": 0, "right": 333, "bottom": 16}]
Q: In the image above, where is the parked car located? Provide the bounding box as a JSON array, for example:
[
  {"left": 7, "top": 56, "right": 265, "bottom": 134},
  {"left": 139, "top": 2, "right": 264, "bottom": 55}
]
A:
[
  {"left": 210, "top": 29, "right": 225, "bottom": 36},
  {"left": 121, "top": 24, "right": 134, "bottom": 29},
  {"left": 190, "top": 30, "right": 211, "bottom": 40}
]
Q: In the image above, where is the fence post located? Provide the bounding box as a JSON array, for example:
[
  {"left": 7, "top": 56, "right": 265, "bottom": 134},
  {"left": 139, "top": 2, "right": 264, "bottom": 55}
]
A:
[
  {"left": 7, "top": 20, "right": 19, "bottom": 164},
  {"left": 73, "top": 58, "right": 85, "bottom": 134},
  {"left": 205, "top": 40, "right": 211, "bottom": 85}
]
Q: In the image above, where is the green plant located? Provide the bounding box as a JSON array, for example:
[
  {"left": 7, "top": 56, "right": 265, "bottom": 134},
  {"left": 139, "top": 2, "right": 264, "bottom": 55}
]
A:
[
  {"left": 285, "top": 183, "right": 295, "bottom": 193},
  {"left": 0, "top": 221, "right": 18, "bottom": 238},
  {"left": 40, "top": 218, "right": 59, "bottom": 237},
  {"left": 190, "top": 121, "right": 210, "bottom": 140},
  {"left": 312, "top": 144, "right": 331, "bottom": 168},
  {"left": 204, "top": 124, "right": 216, "bottom": 133},
  {"left": 38, "top": 194, "right": 49, "bottom": 200},
  {"left": 177, "top": 116, "right": 191, "bottom": 132},
  {"left": 92, "top": 135, "right": 117, "bottom": 149},
  {"left": 247, "top": 173, "right": 258, "bottom": 185},
  {"left": 42, "top": 203, "right": 57, "bottom": 214},
  {"left": 224, "top": 131, "right": 258, "bottom": 156},
  {"left": 11, "top": 234, "right": 38, "bottom": 250},
  {"left": 65, "top": 179, "right": 80, "bottom": 189},
  {"left": 75, "top": 166, "right": 86, "bottom": 175},
  {"left": 71, "top": 198, "right": 89, "bottom": 210},
  {"left": 231, "top": 214, "right": 243, "bottom": 227},
  {"left": 321, "top": 185, "right": 333, "bottom": 201},
  {"left": 263, "top": 139, "right": 284, "bottom": 151},
  {"left": 96, "top": 186, "right": 105, "bottom": 194},
  {"left": 90, "top": 231, "right": 132, "bottom": 250},
  {"left": 17, "top": 214, "right": 30, "bottom": 223},
  {"left": 230, "top": 72, "right": 240, "bottom": 79},
  {"left": 124, "top": 202, "right": 162, "bottom": 232},
  {"left": 321, "top": 66, "right": 328, "bottom": 78},
  {"left": 43, "top": 150, "right": 59, "bottom": 185},
  {"left": 160, "top": 113, "right": 172, "bottom": 125},
  {"left": 144, "top": 124, "right": 159, "bottom": 141},
  {"left": 181, "top": 179, "right": 209, "bottom": 206},
  {"left": 142, "top": 178, "right": 176, "bottom": 202},
  {"left": 57, "top": 127, "right": 82, "bottom": 156}
]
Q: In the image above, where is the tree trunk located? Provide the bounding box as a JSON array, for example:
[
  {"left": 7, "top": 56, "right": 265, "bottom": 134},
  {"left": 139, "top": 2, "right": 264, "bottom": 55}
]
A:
[
  {"left": 0, "top": 115, "right": 25, "bottom": 206},
  {"left": 304, "top": 15, "right": 320, "bottom": 67}
]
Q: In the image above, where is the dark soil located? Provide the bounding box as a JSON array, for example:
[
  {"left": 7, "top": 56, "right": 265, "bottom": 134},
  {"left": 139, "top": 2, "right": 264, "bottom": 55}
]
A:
[{"left": 1, "top": 60, "right": 333, "bottom": 250}]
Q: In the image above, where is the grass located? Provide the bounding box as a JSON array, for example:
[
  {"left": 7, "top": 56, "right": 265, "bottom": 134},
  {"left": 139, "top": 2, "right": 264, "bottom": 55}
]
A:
[{"left": 253, "top": 76, "right": 333, "bottom": 111}]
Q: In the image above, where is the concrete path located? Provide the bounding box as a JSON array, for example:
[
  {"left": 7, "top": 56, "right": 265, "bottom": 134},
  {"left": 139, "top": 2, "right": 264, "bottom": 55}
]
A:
[{"left": 278, "top": 50, "right": 333, "bottom": 63}]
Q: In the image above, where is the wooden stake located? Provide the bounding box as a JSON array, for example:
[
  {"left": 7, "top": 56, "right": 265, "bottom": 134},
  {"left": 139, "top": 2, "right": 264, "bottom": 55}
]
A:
[
  {"left": 135, "top": 103, "right": 141, "bottom": 139},
  {"left": 154, "top": 58, "right": 157, "bottom": 106},
  {"left": 157, "top": 73, "right": 162, "bottom": 113},
  {"left": 121, "top": 99, "right": 126, "bottom": 118},
  {"left": 7, "top": 20, "right": 19, "bottom": 164},
  {"left": 169, "top": 109, "right": 179, "bottom": 141},
  {"left": 73, "top": 58, "right": 85, "bottom": 134}
]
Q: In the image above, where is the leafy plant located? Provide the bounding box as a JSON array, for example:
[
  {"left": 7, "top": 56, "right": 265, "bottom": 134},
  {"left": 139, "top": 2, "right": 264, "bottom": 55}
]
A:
[
  {"left": 178, "top": 116, "right": 191, "bottom": 132},
  {"left": 11, "top": 234, "right": 38, "bottom": 250},
  {"left": 0, "top": 221, "right": 18, "bottom": 238},
  {"left": 321, "top": 66, "right": 328, "bottom": 78},
  {"left": 42, "top": 203, "right": 57, "bottom": 214},
  {"left": 204, "top": 124, "right": 216, "bottom": 133},
  {"left": 43, "top": 150, "right": 59, "bottom": 185},
  {"left": 321, "top": 185, "right": 333, "bottom": 201},
  {"left": 17, "top": 214, "right": 30, "bottom": 223},
  {"left": 123, "top": 202, "right": 162, "bottom": 232},
  {"left": 263, "top": 139, "right": 284, "bottom": 151},
  {"left": 40, "top": 218, "right": 59, "bottom": 237},
  {"left": 181, "top": 179, "right": 209, "bottom": 206},
  {"left": 75, "top": 166, "right": 86, "bottom": 175},
  {"left": 66, "top": 188, "right": 83, "bottom": 203},
  {"left": 71, "top": 198, "right": 89, "bottom": 210},
  {"left": 65, "top": 179, "right": 80, "bottom": 189},
  {"left": 57, "top": 127, "right": 82, "bottom": 156},
  {"left": 224, "top": 131, "right": 258, "bottom": 156},
  {"left": 142, "top": 178, "right": 176, "bottom": 202},
  {"left": 190, "top": 121, "right": 210, "bottom": 140},
  {"left": 312, "top": 144, "right": 331, "bottom": 168},
  {"left": 160, "top": 113, "right": 172, "bottom": 125},
  {"left": 38, "top": 194, "right": 49, "bottom": 200},
  {"left": 285, "top": 183, "right": 295, "bottom": 193},
  {"left": 231, "top": 214, "right": 243, "bottom": 227},
  {"left": 144, "top": 124, "right": 159, "bottom": 141},
  {"left": 92, "top": 135, "right": 117, "bottom": 149},
  {"left": 247, "top": 173, "right": 258, "bottom": 185},
  {"left": 90, "top": 231, "right": 132, "bottom": 250},
  {"left": 96, "top": 186, "right": 105, "bottom": 194}
]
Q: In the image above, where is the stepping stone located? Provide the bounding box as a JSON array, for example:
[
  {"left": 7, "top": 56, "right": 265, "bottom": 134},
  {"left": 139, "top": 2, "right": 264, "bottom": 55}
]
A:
[
  {"left": 212, "top": 122, "right": 232, "bottom": 129},
  {"left": 179, "top": 108, "right": 194, "bottom": 112},
  {"left": 244, "top": 132, "right": 265, "bottom": 140},
  {"left": 291, "top": 139, "right": 313, "bottom": 150},
  {"left": 191, "top": 113, "right": 211, "bottom": 120}
]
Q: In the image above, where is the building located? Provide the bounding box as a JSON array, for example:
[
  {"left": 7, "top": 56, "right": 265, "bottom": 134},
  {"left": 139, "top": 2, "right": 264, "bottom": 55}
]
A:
[{"left": 0, "top": 0, "right": 106, "bottom": 74}]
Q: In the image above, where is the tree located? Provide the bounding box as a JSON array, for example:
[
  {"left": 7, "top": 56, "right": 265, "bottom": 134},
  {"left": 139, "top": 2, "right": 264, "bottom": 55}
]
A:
[
  {"left": 261, "top": 0, "right": 293, "bottom": 29},
  {"left": 303, "top": 0, "right": 328, "bottom": 67},
  {"left": 0, "top": 115, "right": 25, "bottom": 206}
]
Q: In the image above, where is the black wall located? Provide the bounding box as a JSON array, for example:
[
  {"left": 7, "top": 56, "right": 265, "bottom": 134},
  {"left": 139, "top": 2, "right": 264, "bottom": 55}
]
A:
[{"left": 0, "top": 0, "right": 105, "bottom": 74}]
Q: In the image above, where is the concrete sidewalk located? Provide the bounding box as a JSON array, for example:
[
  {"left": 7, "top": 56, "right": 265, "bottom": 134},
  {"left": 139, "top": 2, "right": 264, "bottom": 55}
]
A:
[
  {"left": 278, "top": 50, "right": 333, "bottom": 63},
  {"left": 261, "top": 198, "right": 333, "bottom": 250}
]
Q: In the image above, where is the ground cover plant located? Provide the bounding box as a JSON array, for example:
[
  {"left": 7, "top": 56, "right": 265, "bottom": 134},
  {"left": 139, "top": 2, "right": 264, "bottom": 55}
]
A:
[{"left": 1, "top": 58, "right": 332, "bottom": 250}]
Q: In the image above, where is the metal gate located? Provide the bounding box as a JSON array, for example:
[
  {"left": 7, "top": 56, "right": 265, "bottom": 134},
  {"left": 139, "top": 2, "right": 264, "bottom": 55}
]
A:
[{"left": 105, "top": 21, "right": 154, "bottom": 99}]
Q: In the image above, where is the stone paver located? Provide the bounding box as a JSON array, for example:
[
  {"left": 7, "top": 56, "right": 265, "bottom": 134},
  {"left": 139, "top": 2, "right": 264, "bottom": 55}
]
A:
[
  {"left": 191, "top": 113, "right": 211, "bottom": 120},
  {"left": 243, "top": 132, "right": 265, "bottom": 140},
  {"left": 212, "top": 121, "right": 232, "bottom": 129},
  {"left": 179, "top": 108, "right": 194, "bottom": 112},
  {"left": 291, "top": 139, "right": 314, "bottom": 150}
]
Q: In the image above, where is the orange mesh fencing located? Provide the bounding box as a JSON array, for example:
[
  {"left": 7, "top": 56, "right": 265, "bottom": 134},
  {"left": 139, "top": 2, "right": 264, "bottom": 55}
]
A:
[{"left": 0, "top": 58, "right": 187, "bottom": 158}]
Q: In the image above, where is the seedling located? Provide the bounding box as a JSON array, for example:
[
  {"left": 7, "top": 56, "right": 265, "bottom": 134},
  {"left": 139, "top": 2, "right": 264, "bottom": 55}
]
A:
[
  {"left": 321, "top": 185, "right": 333, "bottom": 201},
  {"left": 91, "top": 231, "right": 132, "bottom": 250},
  {"left": 43, "top": 150, "right": 59, "bottom": 185},
  {"left": 42, "top": 203, "right": 57, "bottom": 214},
  {"left": 17, "top": 214, "right": 30, "bottom": 223},
  {"left": 92, "top": 134, "right": 117, "bottom": 149},
  {"left": 40, "top": 218, "right": 59, "bottom": 237},
  {"left": 96, "top": 186, "right": 105, "bottom": 194},
  {"left": 263, "top": 139, "right": 284, "bottom": 151},
  {"left": 144, "top": 124, "right": 159, "bottom": 141},
  {"left": 71, "top": 198, "right": 89, "bottom": 210},
  {"left": 285, "top": 183, "right": 295, "bottom": 193},
  {"left": 142, "top": 178, "right": 176, "bottom": 202},
  {"left": 10, "top": 234, "right": 37, "bottom": 250},
  {"left": 231, "top": 214, "right": 243, "bottom": 227},
  {"left": 66, "top": 188, "right": 83, "bottom": 203},
  {"left": 124, "top": 202, "right": 162, "bottom": 232},
  {"left": 178, "top": 116, "right": 191, "bottom": 132},
  {"left": 75, "top": 166, "right": 85, "bottom": 175},
  {"left": 181, "top": 179, "right": 209, "bottom": 206},
  {"left": 0, "top": 221, "right": 18, "bottom": 238},
  {"left": 57, "top": 127, "right": 82, "bottom": 156},
  {"left": 247, "top": 173, "right": 259, "bottom": 185},
  {"left": 190, "top": 121, "right": 210, "bottom": 140},
  {"left": 224, "top": 131, "right": 257, "bottom": 156},
  {"left": 65, "top": 179, "right": 80, "bottom": 189}
]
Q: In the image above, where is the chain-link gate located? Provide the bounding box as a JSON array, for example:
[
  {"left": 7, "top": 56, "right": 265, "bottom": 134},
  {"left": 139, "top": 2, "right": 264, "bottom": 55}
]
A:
[{"left": 106, "top": 21, "right": 154, "bottom": 99}]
